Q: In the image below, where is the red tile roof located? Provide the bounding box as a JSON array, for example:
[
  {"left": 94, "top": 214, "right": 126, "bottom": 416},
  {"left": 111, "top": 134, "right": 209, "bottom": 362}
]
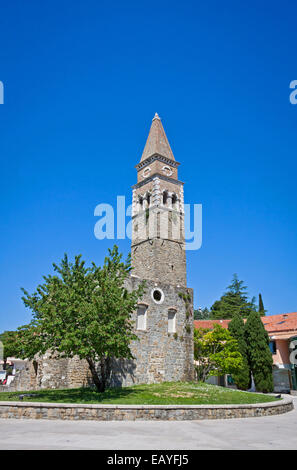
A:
[
  {"left": 261, "top": 312, "right": 297, "bottom": 333},
  {"left": 193, "top": 319, "right": 231, "bottom": 330},
  {"left": 194, "top": 312, "right": 297, "bottom": 335}
]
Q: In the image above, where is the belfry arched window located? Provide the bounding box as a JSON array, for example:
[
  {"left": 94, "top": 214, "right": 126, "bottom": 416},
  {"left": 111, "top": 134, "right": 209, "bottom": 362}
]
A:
[
  {"left": 172, "top": 193, "right": 177, "bottom": 209},
  {"left": 163, "top": 191, "right": 168, "bottom": 206}
]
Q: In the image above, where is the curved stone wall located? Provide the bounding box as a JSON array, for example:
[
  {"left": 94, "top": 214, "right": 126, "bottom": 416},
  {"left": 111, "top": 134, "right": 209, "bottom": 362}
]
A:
[{"left": 0, "top": 396, "right": 293, "bottom": 421}]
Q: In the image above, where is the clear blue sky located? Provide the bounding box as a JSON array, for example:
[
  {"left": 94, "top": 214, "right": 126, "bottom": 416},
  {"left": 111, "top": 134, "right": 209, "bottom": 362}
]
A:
[{"left": 0, "top": 0, "right": 296, "bottom": 332}]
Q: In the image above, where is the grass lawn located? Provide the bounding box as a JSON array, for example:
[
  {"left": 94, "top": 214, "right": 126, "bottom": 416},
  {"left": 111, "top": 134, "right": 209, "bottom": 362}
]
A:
[{"left": 0, "top": 382, "right": 280, "bottom": 405}]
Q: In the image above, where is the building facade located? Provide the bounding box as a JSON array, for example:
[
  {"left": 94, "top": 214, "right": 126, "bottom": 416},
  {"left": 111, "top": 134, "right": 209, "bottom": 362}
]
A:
[{"left": 194, "top": 313, "right": 297, "bottom": 393}]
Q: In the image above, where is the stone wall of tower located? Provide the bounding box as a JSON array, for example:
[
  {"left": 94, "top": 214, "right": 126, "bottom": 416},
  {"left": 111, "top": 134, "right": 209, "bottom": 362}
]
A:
[
  {"left": 109, "top": 277, "right": 195, "bottom": 386},
  {"left": 131, "top": 239, "right": 186, "bottom": 287},
  {"left": 131, "top": 172, "right": 187, "bottom": 286},
  {"left": 137, "top": 159, "right": 179, "bottom": 183}
]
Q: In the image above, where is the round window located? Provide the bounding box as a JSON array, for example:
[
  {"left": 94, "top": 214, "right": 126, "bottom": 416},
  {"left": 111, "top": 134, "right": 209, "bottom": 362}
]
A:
[{"left": 151, "top": 288, "right": 164, "bottom": 304}]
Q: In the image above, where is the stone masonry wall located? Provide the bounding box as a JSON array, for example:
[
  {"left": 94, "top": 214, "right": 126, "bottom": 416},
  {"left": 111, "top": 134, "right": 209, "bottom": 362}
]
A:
[
  {"left": 0, "top": 277, "right": 194, "bottom": 392},
  {"left": 0, "top": 398, "right": 293, "bottom": 421},
  {"left": 110, "top": 277, "right": 194, "bottom": 386},
  {"left": 131, "top": 235, "right": 186, "bottom": 287}
]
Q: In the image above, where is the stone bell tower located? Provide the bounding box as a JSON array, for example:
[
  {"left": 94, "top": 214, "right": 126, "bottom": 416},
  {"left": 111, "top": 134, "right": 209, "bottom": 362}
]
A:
[
  {"left": 119, "top": 113, "right": 195, "bottom": 386},
  {"left": 64, "top": 113, "right": 194, "bottom": 389},
  {"left": 131, "top": 113, "right": 187, "bottom": 287}
]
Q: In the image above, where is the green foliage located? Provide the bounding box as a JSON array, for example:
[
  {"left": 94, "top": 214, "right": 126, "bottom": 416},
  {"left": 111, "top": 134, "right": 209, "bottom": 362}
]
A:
[
  {"left": 258, "top": 293, "right": 266, "bottom": 316},
  {"left": 245, "top": 310, "right": 274, "bottom": 393},
  {"left": 179, "top": 290, "right": 193, "bottom": 335},
  {"left": 228, "top": 313, "right": 250, "bottom": 390},
  {"left": 0, "top": 330, "right": 20, "bottom": 366},
  {"left": 193, "top": 324, "right": 243, "bottom": 382},
  {"left": 194, "top": 307, "right": 210, "bottom": 320},
  {"left": 185, "top": 324, "right": 191, "bottom": 334},
  {"left": 20, "top": 245, "right": 145, "bottom": 392},
  {"left": 210, "top": 274, "right": 258, "bottom": 319}
]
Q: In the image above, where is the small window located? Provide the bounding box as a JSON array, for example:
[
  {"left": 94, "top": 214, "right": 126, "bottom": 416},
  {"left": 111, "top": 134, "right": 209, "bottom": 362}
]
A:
[
  {"left": 137, "top": 305, "right": 147, "bottom": 330},
  {"left": 163, "top": 191, "right": 168, "bottom": 205},
  {"left": 151, "top": 288, "right": 164, "bottom": 304},
  {"left": 269, "top": 341, "right": 276, "bottom": 355},
  {"left": 153, "top": 290, "right": 162, "bottom": 301},
  {"left": 168, "top": 310, "right": 176, "bottom": 333}
]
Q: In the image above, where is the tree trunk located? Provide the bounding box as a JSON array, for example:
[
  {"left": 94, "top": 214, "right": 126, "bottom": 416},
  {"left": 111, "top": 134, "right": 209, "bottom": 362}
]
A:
[
  {"left": 99, "top": 356, "right": 111, "bottom": 392},
  {"left": 86, "top": 357, "right": 105, "bottom": 393}
]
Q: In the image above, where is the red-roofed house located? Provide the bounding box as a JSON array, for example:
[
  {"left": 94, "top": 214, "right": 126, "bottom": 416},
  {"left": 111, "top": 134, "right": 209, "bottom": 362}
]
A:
[{"left": 194, "top": 313, "right": 297, "bottom": 393}]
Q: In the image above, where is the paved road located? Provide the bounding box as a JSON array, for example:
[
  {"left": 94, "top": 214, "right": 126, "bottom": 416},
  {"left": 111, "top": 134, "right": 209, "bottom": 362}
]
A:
[{"left": 0, "top": 398, "right": 296, "bottom": 450}]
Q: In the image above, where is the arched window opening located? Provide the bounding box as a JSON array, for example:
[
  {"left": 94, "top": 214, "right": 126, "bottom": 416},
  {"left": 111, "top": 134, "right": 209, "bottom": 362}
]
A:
[
  {"left": 172, "top": 193, "right": 177, "bottom": 209},
  {"left": 168, "top": 309, "right": 176, "bottom": 333},
  {"left": 137, "top": 304, "right": 147, "bottom": 330}
]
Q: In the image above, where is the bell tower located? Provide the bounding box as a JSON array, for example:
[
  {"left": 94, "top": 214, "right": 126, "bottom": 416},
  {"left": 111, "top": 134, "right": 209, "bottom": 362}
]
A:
[{"left": 131, "top": 113, "right": 187, "bottom": 287}]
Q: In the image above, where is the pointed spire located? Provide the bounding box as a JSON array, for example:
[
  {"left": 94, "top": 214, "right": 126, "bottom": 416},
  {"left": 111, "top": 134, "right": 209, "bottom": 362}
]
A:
[{"left": 140, "top": 113, "right": 175, "bottom": 162}]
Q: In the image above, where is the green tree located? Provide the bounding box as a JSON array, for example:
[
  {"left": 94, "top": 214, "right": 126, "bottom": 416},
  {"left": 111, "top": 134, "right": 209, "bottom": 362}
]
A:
[
  {"left": 228, "top": 313, "right": 250, "bottom": 390},
  {"left": 245, "top": 310, "right": 273, "bottom": 393},
  {"left": 258, "top": 293, "right": 266, "bottom": 316},
  {"left": 194, "top": 307, "right": 210, "bottom": 320},
  {"left": 0, "top": 330, "right": 20, "bottom": 369},
  {"left": 210, "top": 274, "right": 258, "bottom": 319},
  {"left": 20, "top": 245, "right": 145, "bottom": 392},
  {"left": 194, "top": 324, "right": 243, "bottom": 383}
]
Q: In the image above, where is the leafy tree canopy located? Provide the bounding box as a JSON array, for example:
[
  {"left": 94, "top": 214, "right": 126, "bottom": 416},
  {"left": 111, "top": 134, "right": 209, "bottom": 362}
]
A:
[
  {"left": 0, "top": 330, "right": 20, "bottom": 367},
  {"left": 210, "top": 274, "right": 257, "bottom": 319},
  {"left": 194, "top": 324, "right": 243, "bottom": 383},
  {"left": 19, "top": 245, "right": 145, "bottom": 392}
]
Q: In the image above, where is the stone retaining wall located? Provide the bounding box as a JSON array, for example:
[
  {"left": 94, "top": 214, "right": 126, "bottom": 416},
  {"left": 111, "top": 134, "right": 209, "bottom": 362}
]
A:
[{"left": 0, "top": 397, "right": 293, "bottom": 421}]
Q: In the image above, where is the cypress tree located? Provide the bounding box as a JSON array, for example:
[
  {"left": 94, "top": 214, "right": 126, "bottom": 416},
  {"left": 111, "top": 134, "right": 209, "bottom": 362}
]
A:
[
  {"left": 228, "top": 312, "right": 250, "bottom": 390},
  {"left": 258, "top": 293, "right": 266, "bottom": 316},
  {"left": 245, "top": 310, "right": 274, "bottom": 393}
]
